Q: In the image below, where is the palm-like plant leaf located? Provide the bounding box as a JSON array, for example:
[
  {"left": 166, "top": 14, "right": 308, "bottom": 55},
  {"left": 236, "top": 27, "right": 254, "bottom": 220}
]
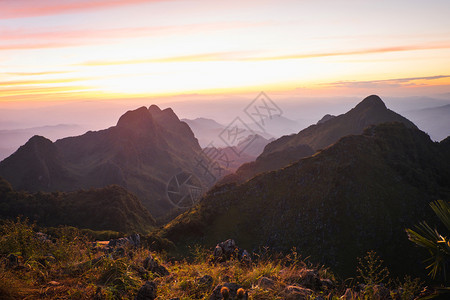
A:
[{"left": 406, "top": 200, "right": 450, "bottom": 281}]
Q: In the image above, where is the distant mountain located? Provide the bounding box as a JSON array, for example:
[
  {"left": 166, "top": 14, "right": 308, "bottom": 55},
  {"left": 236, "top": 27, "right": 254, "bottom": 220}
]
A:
[
  {"left": 0, "top": 106, "right": 208, "bottom": 219},
  {"left": 0, "top": 177, "right": 154, "bottom": 233},
  {"left": 161, "top": 123, "right": 450, "bottom": 276},
  {"left": 202, "top": 134, "right": 275, "bottom": 174},
  {"left": 402, "top": 104, "right": 450, "bottom": 141},
  {"left": 224, "top": 95, "right": 417, "bottom": 183},
  {"left": 182, "top": 118, "right": 273, "bottom": 148},
  {"left": 0, "top": 124, "right": 84, "bottom": 161},
  {"left": 248, "top": 115, "right": 301, "bottom": 137}
]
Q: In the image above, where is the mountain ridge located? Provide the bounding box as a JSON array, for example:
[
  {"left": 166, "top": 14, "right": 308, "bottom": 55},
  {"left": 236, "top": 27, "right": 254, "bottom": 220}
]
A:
[
  {"left": 160, "top": 122, "right": 450, "bottom": 276},
  {"left": 0, "top": 105, "right": 208, "bottom": 219}
]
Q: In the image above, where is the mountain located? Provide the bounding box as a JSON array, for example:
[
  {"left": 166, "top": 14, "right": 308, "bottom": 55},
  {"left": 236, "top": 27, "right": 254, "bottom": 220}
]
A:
[
  {"left": 182, "top": 117, "right": 273, "bottom": 148},
  {"left": 401, "top": 104, "right": 450, "bottom": 142},
  {"left": 225, "top": 95, "right": 418, "bottom": 183},
  {"left": 0, "top": 177, "right": 154, "bottom": 233},
  {"left": 0, "top": 105, "right": 208, "bottom": 219},
  {"left": 317, "top": 114, "right": 336, "bottom": 124},
  {"left": 248, "top": 115, "right": 301, "bottom": 137},
  {"left": 160, "top": 123, "right": 450, "bottom": 276},
  {"left": 0, "top": 124, "right": 84, "bottom": 161},
  {"left": 201, "top": 134, "right": 275, "bottom": 174}
]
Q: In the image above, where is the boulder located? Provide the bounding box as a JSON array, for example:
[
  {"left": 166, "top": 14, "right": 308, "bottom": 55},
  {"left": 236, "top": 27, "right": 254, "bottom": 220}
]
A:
[
  {"left": 143, "top": 254, "right": 169, "bottom": 276},
  {"left": 298, "top": 269, "right": 322, "bottom": 290},
  {"left": 197, "top": 275, "right": 214, "bottom": 289},
  {"left": 135, "top": 281, "right": 157, "bottom": 300}
]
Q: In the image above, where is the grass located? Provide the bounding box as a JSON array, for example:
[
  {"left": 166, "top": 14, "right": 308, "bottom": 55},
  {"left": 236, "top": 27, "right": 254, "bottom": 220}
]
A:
[{"left": 0, "top": 219, "right": 432, "bottom": 299}]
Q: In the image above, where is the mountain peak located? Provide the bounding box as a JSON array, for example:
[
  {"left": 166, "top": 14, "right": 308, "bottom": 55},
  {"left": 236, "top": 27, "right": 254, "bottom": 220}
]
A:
[
  {"left": 116, "top": 106, "right": 153, "bottom": 128},
  {"left": 148, "top": 104, "right": 162, "bottom": 114},
  {"left": 354, "top": 95, "right": 387, "bottom": 111}
]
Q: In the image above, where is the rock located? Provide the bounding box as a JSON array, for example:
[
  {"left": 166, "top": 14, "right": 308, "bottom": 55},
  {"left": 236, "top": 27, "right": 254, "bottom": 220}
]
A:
[
  {"left": 209, "top": 283, "right": 247, "bottom": 299},
  {"left": 221, "top": 239, "right": 236, "bottom": 253},
  {"left": 284, "top": 285, "right": 313, "bottom": 300},
  {"left": 143, "top": 254, "right": 169, "bottom": 276},
  {"left": 298, "top": 269, "right": 322, "bottom": 290},
  {"left": 212, "top": 239, "right": 251, "bottom": 263},
  {"left": 109, "top": 233, "right": 140, "bottom": 248},
  {"left": 213, "top": 245, "right": 223, "bottom": 258},
  {"left": 238, "top": 249, "right": 251, "bottom": 264},
  {"left": 197, "top": 275, "right": 214, "bottom": 288},
  {"left": 135, "top": 281, "right": 157, "bottom": 300},
  {"left": 257, "top": 276, "right": 275, "bottom": 289}
]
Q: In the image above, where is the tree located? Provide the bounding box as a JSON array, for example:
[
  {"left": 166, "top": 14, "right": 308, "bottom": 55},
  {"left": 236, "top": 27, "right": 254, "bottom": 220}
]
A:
[{"left": 406, "top": 200, "right": 450, "bottom": 282}]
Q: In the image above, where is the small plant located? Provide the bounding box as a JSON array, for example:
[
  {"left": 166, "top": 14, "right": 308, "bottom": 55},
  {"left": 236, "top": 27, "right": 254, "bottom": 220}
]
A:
[{"left": 356, "top": 250, "right": 390, "bottom": 286}]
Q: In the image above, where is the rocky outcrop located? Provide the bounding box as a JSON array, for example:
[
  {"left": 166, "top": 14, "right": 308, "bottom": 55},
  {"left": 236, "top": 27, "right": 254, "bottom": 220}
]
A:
[{"left": 212, "top": 239, "right": 251, "bottom": 263}]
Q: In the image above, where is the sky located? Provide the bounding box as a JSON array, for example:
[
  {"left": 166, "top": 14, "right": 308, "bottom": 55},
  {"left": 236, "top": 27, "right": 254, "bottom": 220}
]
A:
[{"left": 1, "top": 0, "right": 449, "bottom": 107}]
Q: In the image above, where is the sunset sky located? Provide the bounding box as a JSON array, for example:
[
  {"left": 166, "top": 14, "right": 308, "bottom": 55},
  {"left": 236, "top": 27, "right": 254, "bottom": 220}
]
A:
[{"left": 1, "top": 0, "right": 450, "bottom": 105}]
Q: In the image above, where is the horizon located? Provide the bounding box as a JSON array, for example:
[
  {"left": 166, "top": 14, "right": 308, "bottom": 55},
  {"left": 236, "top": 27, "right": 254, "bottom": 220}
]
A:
[{"left": 1, "top": 0, "right": 449, "bottom": 159}]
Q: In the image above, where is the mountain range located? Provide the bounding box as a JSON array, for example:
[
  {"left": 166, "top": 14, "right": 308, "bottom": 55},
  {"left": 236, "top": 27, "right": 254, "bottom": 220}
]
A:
[
  {"left": 160, "top": 122, "right": 450, "bottom": 276},
  {"left": 224, "top": 95, "right": 418, "bottom": 184},
  {"left": 402, "top": 104, "right": 450, "bottom": 142},
  {"left": 0, "top": 105, "right": 208, "bottom": 219},
  {"left": 0, "top": 124, "right": 85, "bottom": 161}
]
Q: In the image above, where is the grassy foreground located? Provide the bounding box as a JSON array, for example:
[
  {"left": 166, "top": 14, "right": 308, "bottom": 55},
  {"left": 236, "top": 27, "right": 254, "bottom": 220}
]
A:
[{"left": 0, "top": 219, "right": 434, "bottom": 299}]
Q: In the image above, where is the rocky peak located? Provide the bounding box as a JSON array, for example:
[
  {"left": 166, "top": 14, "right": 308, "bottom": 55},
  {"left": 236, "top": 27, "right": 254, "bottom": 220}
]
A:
[
  {"left": 116, "top": 106, "right": 154, "bottom": 129},
  {"left": 354, "top": 95, "right": 387, "bottom": 111}
]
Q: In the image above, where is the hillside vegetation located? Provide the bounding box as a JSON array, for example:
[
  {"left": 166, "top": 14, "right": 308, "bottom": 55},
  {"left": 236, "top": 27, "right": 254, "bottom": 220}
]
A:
[
  {"left": 0, "top": 177, "right": 155, "bottom": 233},
  {"left": 161, "top": 123, "right": 450, "bottom": 277}
]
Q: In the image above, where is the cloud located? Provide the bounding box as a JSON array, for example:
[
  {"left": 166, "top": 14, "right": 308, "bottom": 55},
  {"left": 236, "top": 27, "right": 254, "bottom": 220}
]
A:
[
  {"left": 0, "top": 0, "right": 167, "bottom": 19},
  {"left": 325, "top": 75, "right": 450, "bottom": 89},
  {"left": 0, "top": 21, "right": 268, "bottom": 50},
  {"left": 0, "top": 78, "right": 88, "bottom": 86},
  {"left": 4, "top": 71, "right": 72, "bottom": 76},
  {"left": 79, "top": 51, "right": 250, "bottom": 66},
  {"left": 76, "top": 43, "right": 450, "bottom": 66},
  {"left": 247, "top": 44, "right": 450, "bottom": 61}
]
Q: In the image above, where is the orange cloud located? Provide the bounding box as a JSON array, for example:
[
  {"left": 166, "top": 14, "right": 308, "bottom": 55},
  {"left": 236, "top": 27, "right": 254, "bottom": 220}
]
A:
[
  {"left": 4, "top": 71, "right": 72, "bottom": 76},
  {"left": 0, "top": 0, "right": 167, "bottom": 19},
  {"left": 0, "top": 78, "right": 89, "bottom": 86},
  {"left": 247, "top": 44, "right": 450, "bottom": 61},
  {"left": 80, "top": 51, "right": 251, "bottom": 66},
  {"left": 78, "top": 43, "right": 450, "bottom": 66},
  {"left": 323, "top": 75, "right": 450, "bottom": 89}
]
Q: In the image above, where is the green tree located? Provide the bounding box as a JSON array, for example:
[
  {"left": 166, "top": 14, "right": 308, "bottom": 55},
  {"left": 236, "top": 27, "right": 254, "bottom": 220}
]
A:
[{"left": 406, "top": 200, "right": 450, "bottom": 281}]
